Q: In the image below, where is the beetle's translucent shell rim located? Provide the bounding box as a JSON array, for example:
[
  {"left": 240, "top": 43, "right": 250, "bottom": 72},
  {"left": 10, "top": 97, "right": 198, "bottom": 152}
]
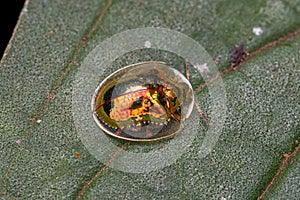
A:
[{"left": 91, "top": 61, "right": 194, "bottom": 142}]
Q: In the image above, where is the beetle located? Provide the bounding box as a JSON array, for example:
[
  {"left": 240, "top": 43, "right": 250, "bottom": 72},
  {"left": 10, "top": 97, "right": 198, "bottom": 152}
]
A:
[{"left": 91, "top": 61, "right": 196, "bottom": 142}]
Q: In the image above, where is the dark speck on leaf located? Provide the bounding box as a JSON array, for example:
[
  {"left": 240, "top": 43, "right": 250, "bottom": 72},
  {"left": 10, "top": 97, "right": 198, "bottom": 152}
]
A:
[{"left": 230, "top": 44, "right": 248, "bottom": 65}]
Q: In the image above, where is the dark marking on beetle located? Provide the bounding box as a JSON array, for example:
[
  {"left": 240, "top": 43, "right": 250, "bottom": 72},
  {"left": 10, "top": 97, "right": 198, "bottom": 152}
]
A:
[
  {"left": 169, "top": 97, "right": 178, "bottom": 107},
  {"left": 103, "top": 100, "right": 114, "bottom": 116},
  {"left": 129, "top": 96, "right": 144, "bottom": 110}
]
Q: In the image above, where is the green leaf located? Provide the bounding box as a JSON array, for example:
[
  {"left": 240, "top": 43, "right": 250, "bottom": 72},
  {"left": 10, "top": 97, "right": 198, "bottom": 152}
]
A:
[{"left": 1, "top": 0, "right": 299, "bottom": 199}]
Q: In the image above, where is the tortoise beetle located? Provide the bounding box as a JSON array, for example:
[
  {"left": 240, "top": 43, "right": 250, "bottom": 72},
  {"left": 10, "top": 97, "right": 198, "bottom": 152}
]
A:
[{"left": 91, "top": 61, "right": 194, "bottom": 142}]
